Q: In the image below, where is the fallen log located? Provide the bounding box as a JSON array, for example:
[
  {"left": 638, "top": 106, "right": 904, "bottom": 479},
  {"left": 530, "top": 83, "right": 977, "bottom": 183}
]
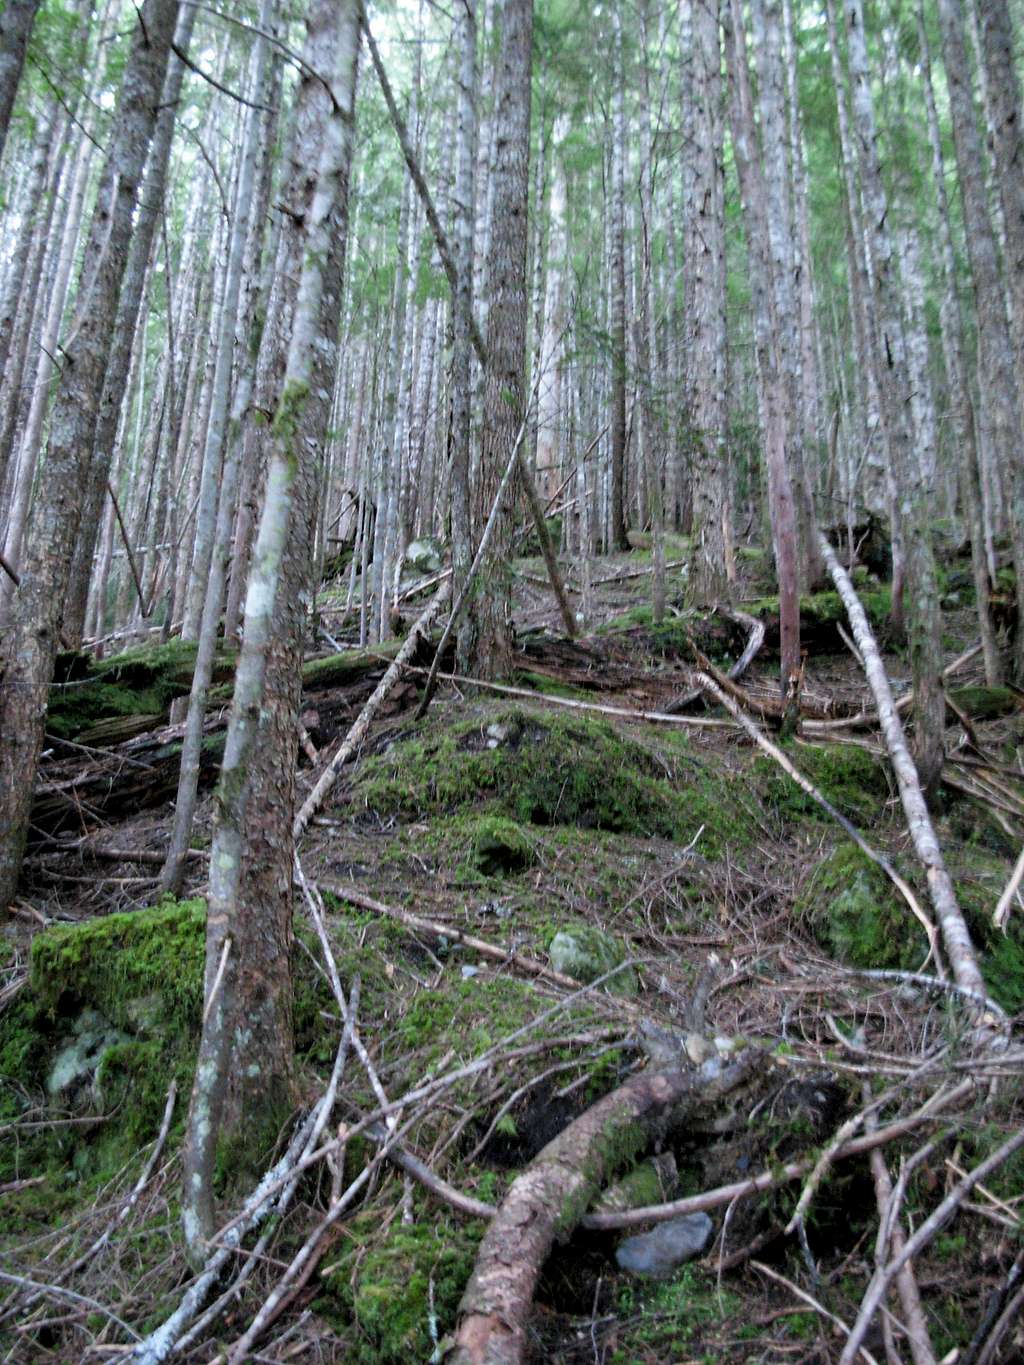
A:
[{"left": 446, "top": 1053, "right": 757, "bottom": 1365}]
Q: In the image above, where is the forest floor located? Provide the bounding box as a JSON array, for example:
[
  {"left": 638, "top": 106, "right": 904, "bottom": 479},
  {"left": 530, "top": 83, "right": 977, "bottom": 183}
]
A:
[{"left": 2, "top": 540, "right": 1023, "bottom": 1363}]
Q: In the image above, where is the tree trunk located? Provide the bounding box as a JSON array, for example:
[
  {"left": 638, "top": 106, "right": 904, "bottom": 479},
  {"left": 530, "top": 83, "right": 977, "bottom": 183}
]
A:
[
  {"left": 464, "top": 0, "right": 533, "bottom": 677},
  {"left": 681, "top": 0, "right": 731, "bottom": 602},
  {"left": 0, "top": 0, "right": 180, "bottom": 911},
  {"left": 608, "top": 8, "right": 629, "bottom": 552},
  {"left": 0, "top": 0, "right": 40, "bottom": 167},
  {"left": 181, "top": 0, "right": 360, "bottom": 1255}
]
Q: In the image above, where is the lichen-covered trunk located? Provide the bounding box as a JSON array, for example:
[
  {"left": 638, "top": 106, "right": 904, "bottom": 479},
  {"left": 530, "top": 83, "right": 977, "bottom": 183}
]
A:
[
  {"left": 63, "top": 2, "right": 198, "bottom": 646},
  {"left": 843, "top": 0, "right": 944, "bottom": 798},
  {"left": 608, "top": 8, "right": 629, "bottom": 553},
  {"left": 0, "top": 0, "right": 179, "bottom": 911},
  {"left": 159, "top": 1, "right": 276, "bottom": 897},
  {"left": 465, "top": 0, "right": 533, "bottom": 677},
  {"left": 964, "top": 0, "right": 1024, "bottom": 679},
  {"left": 724, "top": 0, "right": 800, "bottom": 691},
  {"left": 181, "top": 0, "right": 359, "bottom": 1255},
  {"left": 918, "top": 2, "right": 1003, "bottom": 686},
  {"left": 681, "top": 0, "right": 731, "bottom": 603}
]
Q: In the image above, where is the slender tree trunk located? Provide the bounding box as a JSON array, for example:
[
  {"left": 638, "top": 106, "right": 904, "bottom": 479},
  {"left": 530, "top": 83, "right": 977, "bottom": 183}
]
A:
[
  {"left": 64, "top": 1, "right": 199, "bottom": 644},
  {"left": 725, "top": 0, "right": 800, "bottom": 692},
  {"left": 182, "top": 0, "right": 360, "bottom": 1256},
  {"left": 844, "top": 0, "right": 944, "bottom": 798},
  {"left": 0, "top": 0, "right": 180, "bottom": 910},
  {"left": 918, "top": 2, "right": 1002, "bottom": 685},
  {"left": 608, "top": 8, "right": 629, "bottom": 552},
  {"left": 464, "top": 0, "right": 533, "bottom": 676},
  {"left": 681, "top": 0, "right": 731, "bottom": 602}
]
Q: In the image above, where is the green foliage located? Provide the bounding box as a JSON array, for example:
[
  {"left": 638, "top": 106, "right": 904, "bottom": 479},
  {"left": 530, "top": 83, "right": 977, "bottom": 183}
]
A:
[{"left": 317, "top": 1214, "right": 482, "bottom": 1362}]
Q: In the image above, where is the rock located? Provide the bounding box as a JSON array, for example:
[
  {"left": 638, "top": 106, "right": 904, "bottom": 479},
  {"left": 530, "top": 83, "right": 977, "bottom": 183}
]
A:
[
  {"left": 47, "top": 1009, "right": 131, "bottom": 1100},
  {"left": 548, "top": 925, "right": 637, "bottom": 995},
  {"left": 615, "top": 1213, "right": 713, "bottom": 1278},
  {"left": 405, "top": 537, "right": 444, "bottom": 574}
]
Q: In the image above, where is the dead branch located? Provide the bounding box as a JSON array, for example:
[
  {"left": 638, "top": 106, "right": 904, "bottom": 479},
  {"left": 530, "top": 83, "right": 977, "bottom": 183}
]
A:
[
  {"left": 447, "top": 1054, "right": 758, "bottom": 1365},
  {"left": 994, "top": 842, "right": 1024, "bottom": 931},
  {"left": 818, "top": 534, "right": 989, "bottom": 1003},
  {"left": 838, "top": 1126, "right": 1024, "bottom": 1365},
  {"left": 580, "top": 1078, "right": 975, "bottom": 1232},
  {"left": 751, "top": 1261, "right": 881, "bottom": 1365},
  {"left": 293, "top": 579, "right": 450, "bottom": 838}
]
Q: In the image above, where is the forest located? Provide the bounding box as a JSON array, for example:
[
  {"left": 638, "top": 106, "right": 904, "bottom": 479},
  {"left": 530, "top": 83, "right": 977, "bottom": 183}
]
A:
[{"left": 1, "top": 0, "right": 1024, "bottom": 1357}]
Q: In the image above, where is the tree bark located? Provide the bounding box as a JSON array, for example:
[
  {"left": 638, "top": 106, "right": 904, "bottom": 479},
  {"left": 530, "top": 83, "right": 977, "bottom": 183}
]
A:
[
  {"left": 0, "top": 0, "right": 180, "bottom": 911},
  {"left": 464, "top": 0, "right": 533, "bottom": 676},
  {"left": 0, "top": 0, "right": 40, "bottom": 167},
  {"left": 181, "top": 0, "right": 360, "bottom": 1256}
]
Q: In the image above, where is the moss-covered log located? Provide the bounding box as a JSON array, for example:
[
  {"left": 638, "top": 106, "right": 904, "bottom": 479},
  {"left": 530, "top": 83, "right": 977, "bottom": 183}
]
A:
[{"left": 446, "top": 1053, "right": 756, "bottom": 1365}]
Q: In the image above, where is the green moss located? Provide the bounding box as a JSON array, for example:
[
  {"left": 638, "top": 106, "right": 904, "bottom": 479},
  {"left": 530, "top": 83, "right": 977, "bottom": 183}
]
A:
[
  {"left": 353, "top": 703, "right": 743, "bottom": 855},
  {"left": 755, "top": 742, "right": 890, "bottom": 825},
  {"left": 31, "top": 898, "right": 206, "bottom": 1035},
  {"left": 946, "top": 686, "right": 1021, "bottom": 720},
  {"left": 317, "top": 1214, "right": 483, "bottom": 1362},
  {"left": 748, "top": 588, "right": 892, "bottom": 631},
  {"left": 468, "top": 815, "right": 535, "bottom": 876},
  {"left": 798, "top": 844, "right": 926, "bottom": 970},
  {"left": 47, "top": 640, "right": 230, "bottom": 740}
]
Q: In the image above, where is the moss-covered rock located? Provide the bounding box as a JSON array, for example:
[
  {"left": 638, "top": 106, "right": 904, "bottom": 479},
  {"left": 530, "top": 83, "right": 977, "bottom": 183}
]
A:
[
  {"left": 31, "top": 898, "right": 206, "bottom": 1034},
  {"left": 946, "top": 685, "right": 1022, "bottom": 720},
  {"left": 317, "top": 1214, "right": 482, "bottom": 1362},
  {"left": 798, "top": 844, "right": 926, "bottom": 971},
  {"left": 549, "top": 923, "right": 638, "bottom": 995}
]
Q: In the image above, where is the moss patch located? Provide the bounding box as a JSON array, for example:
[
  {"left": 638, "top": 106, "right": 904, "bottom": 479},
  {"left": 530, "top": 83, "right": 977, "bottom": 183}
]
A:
[
  {"left": 31, "top": 898, "right": 206, "bottom": 1035},
  {"left": 756, "top": 742, "right": 890, "bottom": 825},
  {"left": 318, "top": 1214, "right": 482, "bottom": 1363},
  {"left": 352, "top": 702, "right": 745, "bottom": 856},
  {"left": 798, "top": 844, "right": 926, "bottom": 971}
]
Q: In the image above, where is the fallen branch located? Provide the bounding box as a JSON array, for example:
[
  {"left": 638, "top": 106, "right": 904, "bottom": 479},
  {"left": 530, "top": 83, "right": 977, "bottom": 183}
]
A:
[
  {"left": 838, "top": 1126, "right": 1024, "bottom": 1365},
  {"left": 818, "top": 534, "right": 989, "bottom": 1004},
  {"left": 994, "top": 842, "right": 1024, "bottom": 932},
  {"left": 579, "top": 1077, "right": 975, "bottom": 1232},
  {"left": 293, "top": 580, "right": 450, "bottom": 838},
  {"left": 448, "top": 1054, "right": 757, "bottom": 1365},
  {"left": 751, "top": 1261, "right": 880, "bottom": 1365}
]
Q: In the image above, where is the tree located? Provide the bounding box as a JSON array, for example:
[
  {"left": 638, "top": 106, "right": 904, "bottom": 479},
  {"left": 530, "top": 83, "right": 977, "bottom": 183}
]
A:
[
  {"left": 462, "top": 0, "right": 534, "bottom": 677},
  {"left": 0, "top": 0, "right": 40, "bottom": 166},
  {"left": 0, "top": 0, "right": 180, "bottom": 910},
  {"left": 182, "top": 0, "right": 361, "bottom": 1253},
  {"left": 681, "top": 0, "right": 731, "bottom": 603}
]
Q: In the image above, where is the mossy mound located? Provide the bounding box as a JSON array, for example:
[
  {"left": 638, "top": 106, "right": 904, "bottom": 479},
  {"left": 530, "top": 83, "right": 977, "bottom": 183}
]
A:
[
  {"left": 30, "top": 897, "right": 206, "bottom": 1034},
  {"left": 353, "top": 703, "right": 743, "bottom": 855},
  {"left": 800, "top": 841, "right": 1024, "bottom": 1012},
  {"left": 468, "top": 815, "right": 536, "bottom": 875},
  {"left": 798, "top": 844, "right": 926, "bottom": 972},
  {"left": 318, "top": 1213, "right": 483, "bottom": 1363},
  {"left": 756, "top": 742, "right": 890, "bottom": 826}
]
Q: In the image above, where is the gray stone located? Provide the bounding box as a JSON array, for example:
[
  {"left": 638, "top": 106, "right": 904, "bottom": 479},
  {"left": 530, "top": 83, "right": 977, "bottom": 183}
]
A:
[{"left": 614, "top": 1213, "right": 713, "bottom": 1278}]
